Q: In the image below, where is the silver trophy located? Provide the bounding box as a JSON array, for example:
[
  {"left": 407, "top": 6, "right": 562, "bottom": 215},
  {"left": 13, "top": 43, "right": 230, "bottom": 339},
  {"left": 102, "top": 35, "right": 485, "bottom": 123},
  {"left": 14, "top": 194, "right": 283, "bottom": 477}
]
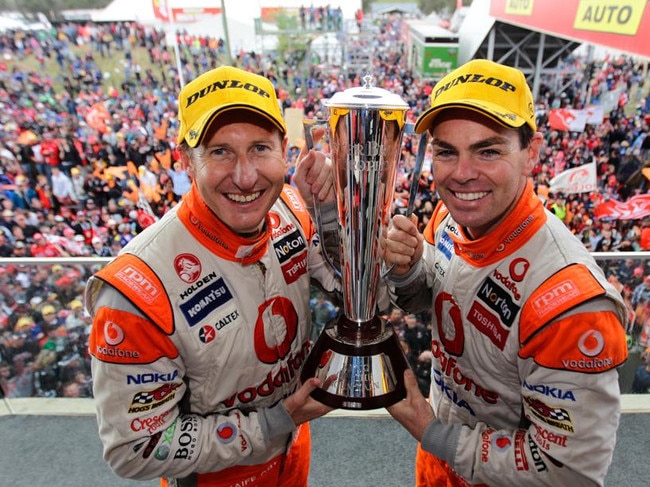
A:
[{"left": 301, "top": 76, "right": 411, "bottom": 410}]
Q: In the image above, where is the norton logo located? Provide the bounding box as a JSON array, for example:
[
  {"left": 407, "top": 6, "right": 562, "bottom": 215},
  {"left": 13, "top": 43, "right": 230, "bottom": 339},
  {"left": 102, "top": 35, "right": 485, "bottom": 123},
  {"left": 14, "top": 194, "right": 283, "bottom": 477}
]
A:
[
  {"left": 104, "top": 321, "right": 125, "bottom": 346},
  {"left": 174, "top": 253, "right": 202, "bottom": 284},
  {"left": 577, "top": 329, "right": 604, "bottom": 357}
]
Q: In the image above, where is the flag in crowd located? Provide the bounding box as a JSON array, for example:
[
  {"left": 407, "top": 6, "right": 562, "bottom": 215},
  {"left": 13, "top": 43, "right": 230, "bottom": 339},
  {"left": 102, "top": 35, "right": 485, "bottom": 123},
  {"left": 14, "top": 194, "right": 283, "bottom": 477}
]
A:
[
  {"left": 547, "top": 106, "right": 604, "bottom": 132},
  {"left": 594, "top": 194, "right": 650, "bottom": 220},
  {"left": 549, "top": 160, "right": 598, "bottom": 194}
]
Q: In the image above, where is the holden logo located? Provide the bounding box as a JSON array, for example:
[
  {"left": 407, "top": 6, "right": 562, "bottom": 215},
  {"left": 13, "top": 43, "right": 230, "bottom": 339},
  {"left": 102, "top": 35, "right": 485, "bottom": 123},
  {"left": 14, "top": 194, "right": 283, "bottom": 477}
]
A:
[
  {"left": 174, "top": 253, "right": 201, "bottom": 283},
  {"left": 104, "top": 321, "right": 124, "bottom": 346}
]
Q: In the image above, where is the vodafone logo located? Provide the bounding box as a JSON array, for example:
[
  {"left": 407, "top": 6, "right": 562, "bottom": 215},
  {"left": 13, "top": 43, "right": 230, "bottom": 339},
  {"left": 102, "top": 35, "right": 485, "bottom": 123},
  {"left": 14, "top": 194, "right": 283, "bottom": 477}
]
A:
[
  {"left": 174, "top": 253, "right": 201, "bottom": 284},
  {"left": 578, "top": 330, "right": 604, "bottom": 357},
  {"left": 254, "top": 297, "right": 298, "bottom": 364},
  {"left": 216, "top": 421, "right": 238, "bottom": 444},
  {"left": 509, "top": 257, "right": 529, "bottom": 282},
  {"left": 435, "top": 292, "right": 464, "bottom": 356},
  {"left": 569, "top": 169, "right": 587, "bottom": 181},
  {"left": 104, "top": 321, "right": 124, "bottom": 346},
  {"left": 268, "top": 212, "right": 281, "bottom": 229},
  {"left": 492, "top": 433, "right": 512, "bottom": 452}
]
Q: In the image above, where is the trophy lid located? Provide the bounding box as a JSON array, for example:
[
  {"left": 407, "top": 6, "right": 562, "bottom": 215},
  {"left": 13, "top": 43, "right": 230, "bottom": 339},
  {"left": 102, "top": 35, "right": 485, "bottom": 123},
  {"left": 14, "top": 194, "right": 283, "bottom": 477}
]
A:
[{"left": 324, "top": 74, "right": 409, "bottom": 110}]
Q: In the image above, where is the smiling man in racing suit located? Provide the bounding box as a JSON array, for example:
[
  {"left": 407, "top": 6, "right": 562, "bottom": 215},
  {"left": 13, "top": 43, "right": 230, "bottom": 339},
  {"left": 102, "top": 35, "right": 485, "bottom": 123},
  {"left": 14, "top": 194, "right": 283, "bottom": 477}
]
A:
[
  {"left": 85, "top": 66, "right": 340, "bottom": 486},
  {"left": 382, "top": 59, "right": 629, "bottom": 486}
]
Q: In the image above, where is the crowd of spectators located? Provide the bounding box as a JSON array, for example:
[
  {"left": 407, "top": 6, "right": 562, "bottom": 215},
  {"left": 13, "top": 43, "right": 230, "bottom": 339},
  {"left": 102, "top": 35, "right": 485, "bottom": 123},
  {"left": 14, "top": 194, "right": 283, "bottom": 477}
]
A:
[{"left": 1, "top": 12, "right": 650, "bottom": 399}]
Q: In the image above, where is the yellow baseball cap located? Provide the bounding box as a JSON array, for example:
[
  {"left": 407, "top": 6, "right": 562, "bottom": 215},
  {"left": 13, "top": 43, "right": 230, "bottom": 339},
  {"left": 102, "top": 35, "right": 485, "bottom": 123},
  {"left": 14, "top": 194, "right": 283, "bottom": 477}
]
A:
[
  {"left": 177, "top": 66, "right": 287, "bottom": 147},
  {"left": 41, "top": 304, "right": 56, "bottom": 315},
  {"left": 414, "top": 59, "right": 536, "bottom": 134},
  {"left": 15, "top": 316, "right": 34, "bottom": 330}
]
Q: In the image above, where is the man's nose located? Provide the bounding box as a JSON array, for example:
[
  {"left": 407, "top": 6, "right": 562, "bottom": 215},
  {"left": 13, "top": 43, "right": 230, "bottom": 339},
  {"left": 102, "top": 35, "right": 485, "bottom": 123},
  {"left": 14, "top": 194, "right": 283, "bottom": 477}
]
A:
[{"left": 232, "top": 154, "right": 258, "bottom": 188}]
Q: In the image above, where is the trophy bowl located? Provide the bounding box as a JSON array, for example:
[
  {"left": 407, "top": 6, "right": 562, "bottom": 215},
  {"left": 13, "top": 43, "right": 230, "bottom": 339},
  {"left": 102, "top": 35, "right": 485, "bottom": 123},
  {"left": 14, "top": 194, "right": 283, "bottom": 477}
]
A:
[{"left": 300, "top": 76, "right": 411, "bottom": 410}]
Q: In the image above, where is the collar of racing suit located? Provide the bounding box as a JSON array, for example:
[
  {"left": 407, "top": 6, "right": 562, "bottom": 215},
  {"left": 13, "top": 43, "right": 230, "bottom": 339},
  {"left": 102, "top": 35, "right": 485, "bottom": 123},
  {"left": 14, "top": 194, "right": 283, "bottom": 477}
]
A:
[
  {"left": 176, "top": 183, "right": 271, "bottom": 266},
  {"left": 448, "top": 180, "right": 548, "bottom": 267}
]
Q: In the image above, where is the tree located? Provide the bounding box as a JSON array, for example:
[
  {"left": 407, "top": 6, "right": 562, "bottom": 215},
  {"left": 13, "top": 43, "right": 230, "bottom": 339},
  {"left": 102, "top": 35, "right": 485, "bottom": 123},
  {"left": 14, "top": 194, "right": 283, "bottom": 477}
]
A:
[{"left": 418, "top": 0, "right": 459, "bottom": 16}]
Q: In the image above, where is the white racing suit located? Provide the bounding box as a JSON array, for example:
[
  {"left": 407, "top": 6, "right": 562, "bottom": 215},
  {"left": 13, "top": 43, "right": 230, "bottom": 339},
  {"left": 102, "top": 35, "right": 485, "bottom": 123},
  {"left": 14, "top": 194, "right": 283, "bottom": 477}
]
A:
[
  {"left": 389, "top": 182, "right": 628, "bottom": 486},
  {"left": 85, "top": 184, "right": 340, "bottom": 486}
]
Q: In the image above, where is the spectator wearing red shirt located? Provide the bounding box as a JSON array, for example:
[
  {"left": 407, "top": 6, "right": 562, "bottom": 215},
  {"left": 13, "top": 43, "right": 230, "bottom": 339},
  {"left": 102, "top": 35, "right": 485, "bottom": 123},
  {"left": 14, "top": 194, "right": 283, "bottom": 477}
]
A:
[
  {"left": 640, "top": 220, "right": 650, "bottom": 251},
  {"left": 39, "top": 131, "right": 61, "bottom": 183},
  {"left": 29, "top": 232, "right": 66, "bottom": 257}
]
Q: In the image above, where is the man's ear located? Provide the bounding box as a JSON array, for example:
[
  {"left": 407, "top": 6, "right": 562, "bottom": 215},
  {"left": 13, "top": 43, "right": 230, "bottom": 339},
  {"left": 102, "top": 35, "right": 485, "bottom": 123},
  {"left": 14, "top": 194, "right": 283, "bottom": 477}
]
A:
[
  {"left": 178, "top": 148, "right": 193, "bottom": 178},
  {"left": 525, "top": 132, "right": 544, "bottom": 175}
]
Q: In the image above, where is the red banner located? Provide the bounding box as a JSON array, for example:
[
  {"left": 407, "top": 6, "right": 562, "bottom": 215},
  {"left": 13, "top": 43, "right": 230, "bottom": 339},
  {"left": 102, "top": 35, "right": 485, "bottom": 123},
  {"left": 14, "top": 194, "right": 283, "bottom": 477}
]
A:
[
  {"left": 594, "top": 194, "right": 650, "bottom": 220},
  {"left": 152, "top": 0, "right": 170, "bottom": 23},
  {"left": 548, "top": 109, "right": 588, "bottom": 132},
  {"left": 489, "top": 0, "right": 650, "bottom": 59},
  {"left": 171, "top": 7, "right": 222, "bottom": 23},
  {"left": 548, "top": 106, "right": 605, "bottom": 132}
]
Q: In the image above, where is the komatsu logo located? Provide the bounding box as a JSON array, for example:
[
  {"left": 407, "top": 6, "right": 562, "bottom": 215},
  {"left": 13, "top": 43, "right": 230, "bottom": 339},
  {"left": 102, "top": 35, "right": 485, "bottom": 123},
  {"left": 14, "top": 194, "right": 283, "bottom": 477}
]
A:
[{"left": 180, "top": 277, "right": 233, "bottom": 327}]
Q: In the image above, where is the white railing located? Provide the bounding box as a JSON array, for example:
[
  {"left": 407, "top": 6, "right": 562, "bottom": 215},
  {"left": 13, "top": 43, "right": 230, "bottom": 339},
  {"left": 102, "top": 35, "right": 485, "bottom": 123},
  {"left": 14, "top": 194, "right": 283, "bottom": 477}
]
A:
[{"left": 1, "top": 252, "right": 649, "bottom": 416}]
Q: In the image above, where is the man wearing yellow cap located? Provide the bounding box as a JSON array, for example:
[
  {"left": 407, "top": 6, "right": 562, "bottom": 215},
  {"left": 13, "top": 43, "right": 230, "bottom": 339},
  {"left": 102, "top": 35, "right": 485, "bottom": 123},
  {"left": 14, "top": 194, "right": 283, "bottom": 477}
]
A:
[
  {"left": 85, "top": 66, "right": 340, "bottom": 486},
  {"left": 383, "top": 60, "right": 628, "bottom": 486}
]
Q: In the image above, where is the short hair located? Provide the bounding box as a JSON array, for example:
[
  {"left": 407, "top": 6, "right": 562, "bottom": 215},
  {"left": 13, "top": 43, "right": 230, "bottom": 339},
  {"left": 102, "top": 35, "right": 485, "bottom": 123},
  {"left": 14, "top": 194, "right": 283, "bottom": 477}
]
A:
[{"left": 518, "top": 124, "right": 535, "bottom": 149}]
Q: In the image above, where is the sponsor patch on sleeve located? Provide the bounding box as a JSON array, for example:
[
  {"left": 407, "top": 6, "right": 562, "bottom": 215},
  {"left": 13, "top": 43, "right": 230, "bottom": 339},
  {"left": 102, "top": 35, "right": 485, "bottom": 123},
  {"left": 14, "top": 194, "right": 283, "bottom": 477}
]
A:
[
  {"left": 519, "top": 264, "right": 605, "bottom": 344},
  {"left": 519, "top": 310, "right": 628, "bottom": 373},
  {"left": 89, "top": 307, "right": 179, "bottom": 364}
]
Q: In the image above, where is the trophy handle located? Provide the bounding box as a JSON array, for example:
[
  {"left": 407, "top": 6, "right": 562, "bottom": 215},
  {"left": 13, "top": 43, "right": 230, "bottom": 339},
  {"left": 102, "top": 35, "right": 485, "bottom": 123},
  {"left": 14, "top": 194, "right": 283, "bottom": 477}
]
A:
[
  {"left": 381, "top": 129, "right": 428, "bottom": 278},
  {"left": 303, "top": 119, "right": 341, "bottom": 279}
]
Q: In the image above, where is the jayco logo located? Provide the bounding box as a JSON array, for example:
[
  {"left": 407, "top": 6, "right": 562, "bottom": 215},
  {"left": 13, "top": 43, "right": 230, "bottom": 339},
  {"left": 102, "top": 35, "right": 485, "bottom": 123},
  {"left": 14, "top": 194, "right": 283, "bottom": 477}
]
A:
[{"left": 185, "top": 79, "right": 271, "bottom": 108}]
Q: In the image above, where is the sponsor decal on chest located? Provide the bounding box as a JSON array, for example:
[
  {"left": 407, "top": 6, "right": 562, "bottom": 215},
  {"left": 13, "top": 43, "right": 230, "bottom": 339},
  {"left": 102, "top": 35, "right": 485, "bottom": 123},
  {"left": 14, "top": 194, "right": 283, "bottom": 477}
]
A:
[
  {"left": 179, "top": 275, "right": 233, "bottom": 327},
  {"left": 437, "top": 231, "right": 454, "bottom": 260},
  {"left": 469, "top": 259, "right": 527, "bottom": 349},
  {"left": 272, "top": 226, "right": 308, "bottom": 283}
]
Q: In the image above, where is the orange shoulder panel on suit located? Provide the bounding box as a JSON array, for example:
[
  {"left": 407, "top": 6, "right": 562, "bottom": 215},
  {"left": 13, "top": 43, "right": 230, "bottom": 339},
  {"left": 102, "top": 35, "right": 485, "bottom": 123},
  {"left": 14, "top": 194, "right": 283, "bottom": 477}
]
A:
[{"left": 95, "top": 253, "right": 175, "bottom": 335}]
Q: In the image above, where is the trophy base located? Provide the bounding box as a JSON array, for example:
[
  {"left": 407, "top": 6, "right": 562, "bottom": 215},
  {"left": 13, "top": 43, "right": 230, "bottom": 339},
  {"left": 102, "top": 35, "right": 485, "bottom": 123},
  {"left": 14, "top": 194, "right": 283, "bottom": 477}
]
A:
[{"left": 300, "top": 315, "right": 410, "bottom": 410}]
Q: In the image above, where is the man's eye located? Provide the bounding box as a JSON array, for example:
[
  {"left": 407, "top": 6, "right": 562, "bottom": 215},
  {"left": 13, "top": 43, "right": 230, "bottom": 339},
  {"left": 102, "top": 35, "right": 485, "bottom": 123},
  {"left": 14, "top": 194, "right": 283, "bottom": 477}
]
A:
[
  {"left": 478, "top": 149, "right": 501, "bottom": 159},
  {"left": 433, "top": 149, "right": 454, "bottom": 159}
]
